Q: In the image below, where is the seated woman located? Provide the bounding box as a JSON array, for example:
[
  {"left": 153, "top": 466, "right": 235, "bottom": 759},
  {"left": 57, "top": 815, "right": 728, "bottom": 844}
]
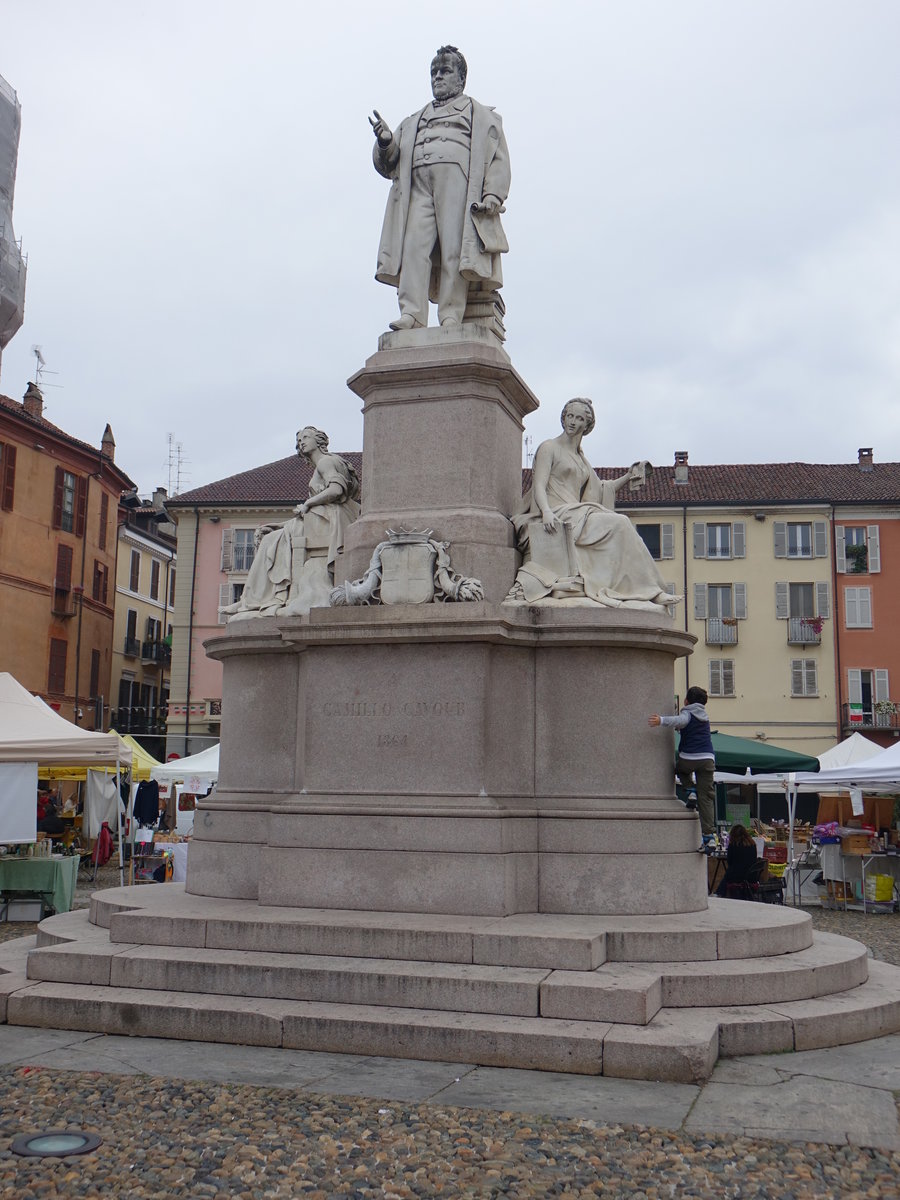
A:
[
  {"left": 716, "top": 824, "right": 762, "bottom": 897},
  {"left": 222, "top": 426, "right": 360, "bottom": 620},
  {"left": 507, "top": 398, "right": 677, "bottom": 612}
]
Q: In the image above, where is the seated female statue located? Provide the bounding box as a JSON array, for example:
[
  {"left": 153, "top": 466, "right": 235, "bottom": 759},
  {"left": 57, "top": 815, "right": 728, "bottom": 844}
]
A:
[
  {"left": 507, "top": 398, "right": 677, "bottom": 612},
  {"left": 221, "top": 426, "right": 360, "bottom": 620}
]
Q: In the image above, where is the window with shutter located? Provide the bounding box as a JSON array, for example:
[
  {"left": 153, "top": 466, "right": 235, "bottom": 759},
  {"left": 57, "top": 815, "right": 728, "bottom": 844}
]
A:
[
  {"left": 733, "top": 582, "right": 747, "bottom": 620},
  {"left": 74, "top": 475, "right": 87, "bottom": 537},
  {"left": 845, "top": 586, "right": 872, "bottom": 628},
  {"left": 815, "top": 582, "right": 830, "bottom": 619},
  {"left": 867, "top": 526, "right": 881, "bottom": 573},
  {"left": 875, "top": 669, "right": 890, "bottom": 703},
  {"left": 709, "top": 659, "right": 735, "bottom": 697},
  {"left": 221, "top": 528, "right": 234, "bottom": 571},
  {"left": 693, "top": 583, "right": 707, "bottom": 620},
  {"left": 89, "top": 649, "right": 101, "bottom": 700},
  {"left": 635, "top": 524, "right": 661, "bottom": 559},
  {"left": 660, "top": 523, "right": 674, "bottom": 559},
  {"left": 129, "top": 550, "right": 141, "bottom": 593},
  {"left": 706, "top": 524, "right": 731, "bottom": 558},
  {"left": 732, "top": 522, "right": 745, "bottom": 558},
  {"left": 787, "top": 523, "right": 812, "bottom": 558},
  {"left": 54, "top": 468, "right": 77, "bottom": 532},
  {"left": 707, "top": 584, "right": 733, "bottom": 619},
  {"left": 92, "top": 560, "right": 104, "bottom": 602},
  {"left": 169, "top": 568, "right": 176, "bottom": 606},
  {"left": 99, "top": 491, "right": 109, "bottom": 551},
  {"left": 773, "top": 522, "right": 787, "bottom": 558},
  {"left": 692, "top": 523, "right": 706, "bottom": 558},
  {"left": 791, "top": 659, "right": 817, "bottom": 697},
  {"left": 775, "top": 581, "right": 789, "bottom": 619},
  {"left": 218, "top": 581, "right": 232, "bottom": 624},
  {"left": 232, "top": 529, "right": 258, "bottom": 572},
  {"left": 150, "top": 560, "right": 160, "bottom": 600},
  {"left": 48, "top": 638, "right": 68, "bottom": 694},
  {"left": 0, "top": 442, "right": 16, "bottom": 511},
  {"left": 55, "top": 543, "right": 73, "bottom": 591},
  {"left": 834, "top": 525, "right": 847, "bottom": 573}
]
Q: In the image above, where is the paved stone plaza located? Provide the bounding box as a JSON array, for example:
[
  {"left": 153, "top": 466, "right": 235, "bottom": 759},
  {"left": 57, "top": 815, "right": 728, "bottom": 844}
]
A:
[{"left": 0, "top": 881, "right": 898, "bottom": 1197}]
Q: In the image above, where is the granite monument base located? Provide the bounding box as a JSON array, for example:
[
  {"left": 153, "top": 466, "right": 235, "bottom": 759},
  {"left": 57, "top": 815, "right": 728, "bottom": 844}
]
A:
[
  {"left": 337, "top": 331, "right": 538, "bottom": 604},
  {"left": 187, "top": 603, "right": 703, "bottom": 916}
]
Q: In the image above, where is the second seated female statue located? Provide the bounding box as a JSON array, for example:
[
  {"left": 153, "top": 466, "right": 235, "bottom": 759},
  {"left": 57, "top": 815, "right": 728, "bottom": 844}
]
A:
[
  {"left": 221, "top": 426, "right": 360, "bottom": 620},
  {"left": 507, "top": 398, "right": 678, "bottom": 612}
]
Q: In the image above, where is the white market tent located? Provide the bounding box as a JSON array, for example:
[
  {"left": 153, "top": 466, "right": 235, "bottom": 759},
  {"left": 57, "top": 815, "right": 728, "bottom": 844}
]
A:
[
  {"left": 150, "top": 743, "right": 219, "bottom": 788},
  {"left": 150, "top": 744, "right": 219, "bottom": 835},
  {"left": 0, "top": 672, "right": 131, "bottom": 882},
  {"left": 716, "top": 733, "right": 900, "bottom": 890},
  {"left": 0, "top": 672, "right": 133, "bottom": 767}
]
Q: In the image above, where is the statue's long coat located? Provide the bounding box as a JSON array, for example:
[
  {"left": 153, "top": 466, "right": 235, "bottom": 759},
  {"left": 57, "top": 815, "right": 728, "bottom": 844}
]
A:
[{"left": 373, "top": 96, "right": 510, "bottom": 297}]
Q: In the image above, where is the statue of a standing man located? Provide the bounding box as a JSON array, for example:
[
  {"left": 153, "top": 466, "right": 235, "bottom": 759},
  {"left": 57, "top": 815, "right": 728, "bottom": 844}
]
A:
[{"left": 369, "top": 46, "right": 510, "bottom": 331}]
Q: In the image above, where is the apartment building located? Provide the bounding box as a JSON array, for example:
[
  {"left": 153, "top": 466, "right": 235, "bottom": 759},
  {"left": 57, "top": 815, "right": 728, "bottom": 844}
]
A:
[
  {"left": 614, "top": 450, "right": 900, "bottom": 756},
  {"left": 830, "top": 450, "right": 900, "bottom": 746},
  {"left": 109, "top": 488, "right": 177, "bottom": 760},
  {"left": 0, "top": 384, "right": 134, "bottom": 725}
]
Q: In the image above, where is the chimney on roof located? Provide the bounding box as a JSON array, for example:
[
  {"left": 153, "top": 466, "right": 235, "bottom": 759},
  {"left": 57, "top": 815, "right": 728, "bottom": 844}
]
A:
[
  {"left": 22, "top": 381, "right": 43, "bottom": 418},
  {"left": 100, "top": 423, "right": 115, "bottom": 462},
  {"left": 151, "top": 486, "right": 168, "bottom": 510},
  {"left": 858, "top": 447, "right": 873, "bottom": 472},
  {"left": 674, "top": 450, "right": 689, "bottom": 485}
]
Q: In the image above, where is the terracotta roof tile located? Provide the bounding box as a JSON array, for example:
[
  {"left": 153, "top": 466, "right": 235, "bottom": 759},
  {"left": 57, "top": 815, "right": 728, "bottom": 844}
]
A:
[
  {"left": 172, "top": 454, "right": 900, "bottom": 509},
  {"left": 0, "top": 393, "right": 135, "bottom": 490}
]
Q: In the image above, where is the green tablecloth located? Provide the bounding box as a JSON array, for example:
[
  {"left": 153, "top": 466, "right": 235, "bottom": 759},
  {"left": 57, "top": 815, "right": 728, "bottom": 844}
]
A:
[{"left": 0, "top": 855, "right": 79, "bottom": 914}]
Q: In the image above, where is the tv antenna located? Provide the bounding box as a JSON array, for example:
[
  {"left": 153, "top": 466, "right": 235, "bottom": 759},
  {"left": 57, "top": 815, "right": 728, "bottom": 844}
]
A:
[
  {"left": 30, "top": 345, "right": 61, "bottom": 388},
  {"left": 167, "top": 432, "right": 190, "bottom": 496}
]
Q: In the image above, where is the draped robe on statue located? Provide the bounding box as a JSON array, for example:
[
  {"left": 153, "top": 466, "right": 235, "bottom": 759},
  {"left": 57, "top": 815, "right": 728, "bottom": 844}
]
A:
[
  {"left": 223, "top": 455, "right": 360, "bottom": 619},
  {"left": 510, "top": 443, "right": 674, "bottom": 611}
]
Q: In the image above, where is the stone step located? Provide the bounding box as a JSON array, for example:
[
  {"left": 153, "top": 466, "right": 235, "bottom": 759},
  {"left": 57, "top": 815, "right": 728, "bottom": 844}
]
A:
[
  {"left": 81, "top": 886, "right": 813, "bottom": 968},
  {"left": 6, "top": 962, "right": 900, "bottom": 1083},
  {"left": 27, "top": 941, "right": 551, "bottom": 1018},
  {"left": 27, "top": 921, "right": 862, "bottom": 1026},
  {"left": 541, "top": 933, "right": 869, "bottom": 1021}
]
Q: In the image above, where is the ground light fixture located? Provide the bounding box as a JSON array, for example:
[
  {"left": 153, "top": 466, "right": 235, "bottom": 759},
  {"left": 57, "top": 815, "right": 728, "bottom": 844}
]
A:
[{"left": 11, "top": 1130, "right": 102, "bottom": 1157}]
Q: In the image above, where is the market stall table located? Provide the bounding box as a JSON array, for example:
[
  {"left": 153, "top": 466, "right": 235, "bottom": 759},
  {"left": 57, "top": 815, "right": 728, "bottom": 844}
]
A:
[{"left": 0, "top": 854, "right": 79, "bottom": 915}]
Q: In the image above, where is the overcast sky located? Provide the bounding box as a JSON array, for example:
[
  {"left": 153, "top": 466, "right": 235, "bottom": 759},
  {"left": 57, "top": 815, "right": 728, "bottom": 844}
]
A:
[{"left": 2, "top": 1, "right": 898, "bottom": 496}]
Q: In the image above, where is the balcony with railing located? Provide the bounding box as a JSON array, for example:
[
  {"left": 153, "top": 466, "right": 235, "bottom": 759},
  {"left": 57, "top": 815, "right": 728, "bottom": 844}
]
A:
[
  {"left": 123, "top": 635, "right": 140, "bottom": 656},
  {"left": 110, "top": 706, "right": 167, "bottom": 736},
  {"left": 788, "top": 617, "right": 822, "bottom": 645},
  {"left": 705, "top": 617, "right": 738, "bottom": 646},
  {"left": 141, "top": 640, "right": 171, "bottom": 666},
  {"left": 841, "top": 703, "right": 900, "bottom": 733}
]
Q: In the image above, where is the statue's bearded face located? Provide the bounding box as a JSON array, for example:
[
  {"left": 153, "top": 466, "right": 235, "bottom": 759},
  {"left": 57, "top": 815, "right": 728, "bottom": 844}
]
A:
[{"left": 431, "top": 55, "right": 464, "bottom": 103}]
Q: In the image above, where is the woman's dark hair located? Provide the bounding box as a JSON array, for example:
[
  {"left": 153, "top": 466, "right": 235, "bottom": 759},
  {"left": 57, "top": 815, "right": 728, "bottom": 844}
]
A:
[
  {"left": 729, "top": 823, "right": 754, "bottom": 847},
  {"left": 684, "top": 686, "right": 708, "bottom": 706}
]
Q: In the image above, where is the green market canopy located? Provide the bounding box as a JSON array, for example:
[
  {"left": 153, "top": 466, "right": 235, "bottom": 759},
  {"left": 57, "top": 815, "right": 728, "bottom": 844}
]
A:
[{"left": 710, "top": 732, "right": 820, "bottom": 775}]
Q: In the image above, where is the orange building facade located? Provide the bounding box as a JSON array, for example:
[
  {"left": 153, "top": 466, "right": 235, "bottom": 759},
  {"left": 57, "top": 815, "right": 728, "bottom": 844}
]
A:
[
  {"left": 0, "top": 385, "right": 134, "bottom": 726},
  {"left": 833, "top": 459, "right": 900, "bottom": 746}
]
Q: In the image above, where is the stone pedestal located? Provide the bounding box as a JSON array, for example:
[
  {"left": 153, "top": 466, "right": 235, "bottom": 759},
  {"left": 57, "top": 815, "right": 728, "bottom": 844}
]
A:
[
  {"left": 336, "top": 328, "right": 538, "bottom": 603},
  {"left": 193, "top": 604, "right": 703, "bottom": 916}
]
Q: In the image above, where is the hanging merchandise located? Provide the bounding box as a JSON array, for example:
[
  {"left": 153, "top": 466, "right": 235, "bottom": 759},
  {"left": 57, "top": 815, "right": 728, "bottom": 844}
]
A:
[
  {"left": 92, "top": 821, "right": 114, "bottom": 867},
  {"left": 133, "top": 779, "right": 160, "bottom": 827}
]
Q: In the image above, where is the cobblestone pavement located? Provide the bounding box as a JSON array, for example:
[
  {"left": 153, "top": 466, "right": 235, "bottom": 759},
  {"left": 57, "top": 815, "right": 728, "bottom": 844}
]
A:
[
  {"left": 0, "top": 882, "right": 898, "bottom": 1196},
  {"left": 0, "top": 1064, "right": 897, "bottom": 1199}
]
